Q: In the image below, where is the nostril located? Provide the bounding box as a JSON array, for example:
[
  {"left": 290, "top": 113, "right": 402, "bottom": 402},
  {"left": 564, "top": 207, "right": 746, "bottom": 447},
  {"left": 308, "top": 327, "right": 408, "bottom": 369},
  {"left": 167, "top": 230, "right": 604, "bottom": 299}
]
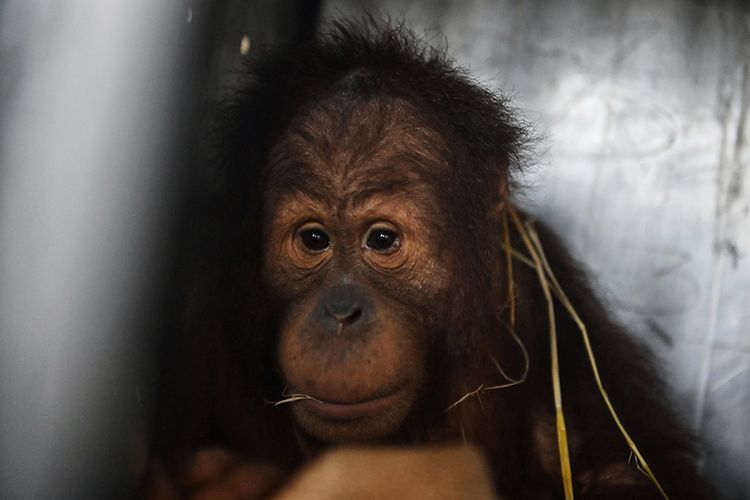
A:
[
  {"left": 345, "top": 307, "right": 362, "bottom": 324},
  {"left": 325, "top": 303, "right": 362, "bottom": 325}
]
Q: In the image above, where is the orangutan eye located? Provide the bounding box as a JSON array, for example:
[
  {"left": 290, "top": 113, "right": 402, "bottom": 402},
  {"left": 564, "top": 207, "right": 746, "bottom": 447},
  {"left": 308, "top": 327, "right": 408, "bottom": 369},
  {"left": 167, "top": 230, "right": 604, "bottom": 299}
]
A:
[
  {"left": 298, "top": 227, "right": 330, "bottom": 252},
  {"left": 365, "top": 227, "right": 400, "bottom": 253}
]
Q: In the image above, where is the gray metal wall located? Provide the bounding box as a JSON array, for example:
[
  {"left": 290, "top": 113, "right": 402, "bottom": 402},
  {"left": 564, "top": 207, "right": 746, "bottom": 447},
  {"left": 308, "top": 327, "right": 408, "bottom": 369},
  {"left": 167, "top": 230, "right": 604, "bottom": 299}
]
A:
[
  {"left": 0, "top": 1, "right": 215, "bottom": 496},
  {"left": 323, "top": 1, "right": 750, "bottom": 498}
]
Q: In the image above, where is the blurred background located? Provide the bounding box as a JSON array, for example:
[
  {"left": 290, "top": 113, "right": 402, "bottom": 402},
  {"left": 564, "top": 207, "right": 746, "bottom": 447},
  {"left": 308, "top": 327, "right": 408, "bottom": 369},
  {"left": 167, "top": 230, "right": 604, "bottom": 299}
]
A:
[{"left": 1, "top": 0, "right": 748, "bottom": 498}]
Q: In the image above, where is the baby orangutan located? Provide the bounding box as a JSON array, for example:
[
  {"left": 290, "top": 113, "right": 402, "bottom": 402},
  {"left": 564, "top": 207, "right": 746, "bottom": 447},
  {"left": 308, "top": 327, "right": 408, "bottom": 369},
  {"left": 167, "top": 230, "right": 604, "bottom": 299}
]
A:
[{"left": 146, "top": 20, "right": 711, "bottom": 499}]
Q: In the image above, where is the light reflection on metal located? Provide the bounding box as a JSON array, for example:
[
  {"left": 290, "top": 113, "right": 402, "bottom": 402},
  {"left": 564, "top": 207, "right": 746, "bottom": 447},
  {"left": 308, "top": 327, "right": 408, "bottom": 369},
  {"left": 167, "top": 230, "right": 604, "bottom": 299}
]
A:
[
  {"left": 240, "top": 34, "right": 251, "bottom": 55},
  {"left": 0, "top": 0, "right": 190, "bottom": 496}
]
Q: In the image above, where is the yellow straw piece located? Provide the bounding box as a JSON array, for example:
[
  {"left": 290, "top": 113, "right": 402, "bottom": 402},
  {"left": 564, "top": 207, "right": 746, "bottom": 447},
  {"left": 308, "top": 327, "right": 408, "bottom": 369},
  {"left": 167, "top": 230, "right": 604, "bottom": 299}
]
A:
[
  {"left": 443, "top": 213, "right": 529, "bottom": 412},
  {"left": 524, "top": 224, "right": 669, "bottom": 500},
  {"left": 509, "top": 207, "right": 574, "bottom": 500},
  {"left": 506, "top": 205, "right": 669, "bottom": 500},
  {"left": 264, "top": 387, "right": 323, "bottom": 407},
  {"left": 502, "top": 209, "right": 516, "bottom": 330}
]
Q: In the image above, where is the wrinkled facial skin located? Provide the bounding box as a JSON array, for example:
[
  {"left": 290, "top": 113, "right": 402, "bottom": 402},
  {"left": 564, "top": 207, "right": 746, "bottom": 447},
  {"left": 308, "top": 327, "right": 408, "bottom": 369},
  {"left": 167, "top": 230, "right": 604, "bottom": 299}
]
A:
[{"left": 262, "top": 99, "right": 451, "bottom": 443}]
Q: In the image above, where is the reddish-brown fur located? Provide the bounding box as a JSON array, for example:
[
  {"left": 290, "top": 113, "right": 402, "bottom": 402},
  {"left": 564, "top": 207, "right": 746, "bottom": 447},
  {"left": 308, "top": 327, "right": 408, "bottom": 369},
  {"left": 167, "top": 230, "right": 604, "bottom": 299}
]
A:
[{"left": 147, "top": 20, "right": 711, "bottom": 499}]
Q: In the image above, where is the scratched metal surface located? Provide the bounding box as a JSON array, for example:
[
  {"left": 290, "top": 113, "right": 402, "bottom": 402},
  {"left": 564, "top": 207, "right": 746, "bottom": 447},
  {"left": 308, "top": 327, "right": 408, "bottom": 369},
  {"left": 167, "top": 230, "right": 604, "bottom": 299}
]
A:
[{"left": 323, "top": 1, "right": 750, "bottom": 497}]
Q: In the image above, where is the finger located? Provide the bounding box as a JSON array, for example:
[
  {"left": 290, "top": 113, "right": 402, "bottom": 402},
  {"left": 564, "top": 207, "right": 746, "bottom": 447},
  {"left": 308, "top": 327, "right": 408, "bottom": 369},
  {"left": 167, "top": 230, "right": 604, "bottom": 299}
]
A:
[
  {"left": 142, "top": 459, "right": 181, "bottom": 500},
  {"left": 191, "top": 462, "right": 284, "bottom": 500},
  {"left": 180, "top": 448, "right": 241, "bottom": 489}
]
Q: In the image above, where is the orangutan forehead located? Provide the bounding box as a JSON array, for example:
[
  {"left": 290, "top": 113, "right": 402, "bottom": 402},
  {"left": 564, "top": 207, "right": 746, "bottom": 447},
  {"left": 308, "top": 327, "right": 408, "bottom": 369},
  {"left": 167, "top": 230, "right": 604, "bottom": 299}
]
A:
[{"left": 264, "top": 97, "right": 448, "bottom": 201}]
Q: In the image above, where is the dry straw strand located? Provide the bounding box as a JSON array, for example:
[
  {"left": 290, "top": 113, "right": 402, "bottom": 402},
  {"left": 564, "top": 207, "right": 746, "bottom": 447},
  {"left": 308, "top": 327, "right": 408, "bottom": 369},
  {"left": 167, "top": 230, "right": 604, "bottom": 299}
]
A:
[
  {"left": 444, "top": 213, "right": 529, "bottom": 411},
  {"left": 502, "top": 208, "right": 516, "bottom": 330},
  {"left": 523, "top": 222, "right": 669, "bottom": 500},
  {"left": 509, "top": 206, "right": 574, "bottom": 500},
  {"left": 265, "top": 387, "right": 323, "bottom": 407}
]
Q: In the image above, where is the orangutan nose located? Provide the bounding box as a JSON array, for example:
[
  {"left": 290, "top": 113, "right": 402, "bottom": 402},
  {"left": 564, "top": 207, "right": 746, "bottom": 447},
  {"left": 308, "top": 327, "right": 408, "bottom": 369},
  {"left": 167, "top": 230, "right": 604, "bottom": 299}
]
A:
[
  {"left": 324, "top": 298, "right": 363, "bottom": 325},
  {"left": 317, "top": 284, "right": 372, "bottom": 331}
]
